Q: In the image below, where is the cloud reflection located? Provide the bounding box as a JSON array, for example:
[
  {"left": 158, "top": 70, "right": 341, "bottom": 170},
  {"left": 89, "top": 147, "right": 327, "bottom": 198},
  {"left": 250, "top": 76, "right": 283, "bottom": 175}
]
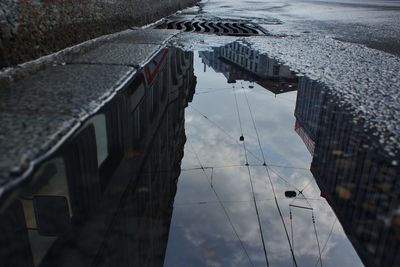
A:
[{"left": 164, "top": 52, "right": 363, "bottom": 267}]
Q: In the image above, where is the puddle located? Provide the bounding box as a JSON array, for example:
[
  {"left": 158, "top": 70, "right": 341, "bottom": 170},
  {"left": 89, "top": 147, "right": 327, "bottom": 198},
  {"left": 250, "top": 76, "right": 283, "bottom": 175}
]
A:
[{"left": 0, "top": 43, "right": 399, "bottom": 267}]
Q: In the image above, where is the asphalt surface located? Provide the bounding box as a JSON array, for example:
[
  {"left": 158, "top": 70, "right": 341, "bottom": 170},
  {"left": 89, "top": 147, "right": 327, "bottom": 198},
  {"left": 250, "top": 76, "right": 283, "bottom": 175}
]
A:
[
  {"left": 198, "top": 0, "right": 400, "bottom": 56},
  {"left": 0, "top": 29, "right": 177, "bottom": 191}
]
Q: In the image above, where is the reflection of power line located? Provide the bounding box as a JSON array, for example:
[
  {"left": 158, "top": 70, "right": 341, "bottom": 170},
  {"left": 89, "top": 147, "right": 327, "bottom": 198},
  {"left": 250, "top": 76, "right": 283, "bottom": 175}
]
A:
[
  {"left": 187, "top": 139, "right": 254, "bottom": 267},
  {"left": 191, "top": 102, "right": 311, "bottom": 190},
  {"left": 189, "top": 94, "right": 323, "bottom": 265},
  {"left": 314, "top": 219, "right": 337, "bottom": 267},
  {"left": 243, "top": 85, "right": 267, "bottom": 166},
  {"left": 189, "top": 104, "right": 311, "bottom": 174},
  {"left": 183, "top": 163, "right": 310, "bottom": 172},
  {"left": 288, "top": 204, "right": 323, "bottom": 267},
  {"left": 288, "top": 191, "right": 323, "bottom": 267},
  {"left": 189, "top": 105, "right": 262, "bottom": 162},
  {"left": 268, "top": 167, "right": 301, "bottom": 192},
  {"left": 195, "top": 87, "right": 233, "bottom": 95},
  {"left": 173, "top": 198, "right": 326, "bottom": 206},
  {"left": 312, "top": 212, "right": 323, "bottom": 267},
  {"left": 241, "top": 86, "right": 298, "bottom": 267},
  {"left": 233, "top": 86, "right": 270, "bottom": 267},
  {"left": 196, "top": 87, "right": 233, "bottom": 91}
]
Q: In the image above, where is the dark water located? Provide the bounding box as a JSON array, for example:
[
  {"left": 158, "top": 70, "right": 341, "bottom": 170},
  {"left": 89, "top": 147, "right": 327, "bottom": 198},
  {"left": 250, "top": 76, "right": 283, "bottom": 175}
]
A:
[{"left": 0, "top": 45, "right": 398, "bottom": 267}]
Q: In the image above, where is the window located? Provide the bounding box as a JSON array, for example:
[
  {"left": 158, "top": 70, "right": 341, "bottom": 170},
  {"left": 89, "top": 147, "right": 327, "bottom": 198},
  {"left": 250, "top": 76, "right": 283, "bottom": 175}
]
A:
[
  {"left": 132, "top": 100, "right": 147, "bottom": 147},
  {"left": 20, "top": 157, "right": 70, "bottom": 266},
  {"left": 22, "top": 158, "right": 71, "bottom": 226},
  {"left": 91, "top": 114, "right": 108, "bottom": 167},
  {"left": 133, "top": 107, "right": 141, "bottom": 140},
  {"left": 273, "top": 65, "right": 280, "bottom": 76},
  {"left": 161, "top": 71, "right": 168, "bottom": 102}
]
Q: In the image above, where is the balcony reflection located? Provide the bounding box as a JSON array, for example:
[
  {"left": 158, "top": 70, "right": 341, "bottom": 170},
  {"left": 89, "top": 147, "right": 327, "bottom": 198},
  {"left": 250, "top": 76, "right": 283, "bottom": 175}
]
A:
[{"left": 0, "top": 48, "right": 196, "bottom": 267}]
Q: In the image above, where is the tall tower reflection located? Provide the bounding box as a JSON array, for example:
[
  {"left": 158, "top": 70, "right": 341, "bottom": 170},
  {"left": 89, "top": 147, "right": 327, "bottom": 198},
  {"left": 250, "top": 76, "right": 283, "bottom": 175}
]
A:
[
  {"left": 295, "top": 76, "right": 400, "bottom": 267},
  {"left": 0, "top": 48, "right": 196, "bottom": 267}
]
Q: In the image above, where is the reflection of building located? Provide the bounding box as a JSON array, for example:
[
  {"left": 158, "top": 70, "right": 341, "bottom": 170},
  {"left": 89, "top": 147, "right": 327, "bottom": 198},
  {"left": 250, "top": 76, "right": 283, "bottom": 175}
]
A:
[
  {"left": 199, "top": 41, "right": 298, "bottom": 95},
  {"left": 294, "top": 76, "right": 400, "bottom": 267},
  {"left": 294, "top": 77, "right": 328, "bottom": 155},
  {"left": 0, "top": 48, "right": 196, "bottom": 267}
]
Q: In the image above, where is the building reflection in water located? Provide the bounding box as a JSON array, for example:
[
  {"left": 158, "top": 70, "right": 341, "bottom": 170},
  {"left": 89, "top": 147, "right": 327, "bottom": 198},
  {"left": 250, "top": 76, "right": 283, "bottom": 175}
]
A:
[
  {"left": 1, "top": 40, "right": 398, "bottom": 267},
  {"left": 0, "top": 48, "right": 196, "bottom": 267},
  {"left": 295, "top": 76, "right": 400, "bottom": 267},
  {"left": 200, "top": 41, "right": 399, "bottom": 267},
  {"left": 199, "top": 42, "right": 298, "bottom": 95}
]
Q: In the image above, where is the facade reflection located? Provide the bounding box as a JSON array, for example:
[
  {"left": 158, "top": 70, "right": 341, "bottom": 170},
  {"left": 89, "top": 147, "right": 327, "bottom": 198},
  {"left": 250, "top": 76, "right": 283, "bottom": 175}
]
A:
[
  {"left": 0, "top": 48, "right": 196, "bottom": 267},
  {"left": 199, "top": 41, "right": 298, "bottom": 95},
  {"left": 295, "top": 76, "right": 400, "bottom": 267}
]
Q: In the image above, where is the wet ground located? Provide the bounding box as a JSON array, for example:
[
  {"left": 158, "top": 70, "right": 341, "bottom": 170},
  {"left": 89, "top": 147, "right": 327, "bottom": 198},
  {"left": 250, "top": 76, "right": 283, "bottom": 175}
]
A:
[
  {"left": 1, "top": 44, "right": 397, "bottom": 266},
  {"left": 0, "top": 1, "right": 399, "bottom": 267},
  {"left": 164, "top": 51, "right": 364, "bottom": 266},
  {"left": 195, "top": 0, "right": 400, "bottom": 56}
]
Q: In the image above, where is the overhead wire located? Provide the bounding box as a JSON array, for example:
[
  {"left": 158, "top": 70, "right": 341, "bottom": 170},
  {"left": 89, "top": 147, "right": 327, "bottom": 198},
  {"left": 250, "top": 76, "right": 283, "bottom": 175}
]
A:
[
  {"left": 189, "top": 105, "right": 264, "bottom": 163},
  {"left": 233, "top": 86, "right": 270, "bottom": 267},
  {"left": 241, "top": 85, "right": 299, "bottom": 267},
  {"left": 314, "top": 219, "right": 337, "bottom": 267},
  {"left": 312, "top": 211, "right": 323, "bottom": 267},
  {"left": 233, "top": 86, "right": 245, "bottom": 145},
  {"left": 182, "top": 163, "right": 309, "bottom": 173},
  {"left": 189, "top": 104, "right": 308, "bottom": 190},
  {"left": 268, "top": 166, "right": 302, "bottom": 192},
  {"left": 290, "top": 207, "right": 295, "bottom": 267},
  {"left": 173, "top": 197, "right": 325, "bottom": 206},
  {"left": 195, "top": 88, "right": 232, "bottom": 95},
  {"left": 187, "top": 139, "right": 254, "bottom": 267},
  {"left": 190, "top": 84, "right": 323, "bottom": 267},
  {"left": 243, "top": 85, "right": 267, "bottom": 166},
  {"left": 288, "top": 192, "right": 323, "bottom": 267},
  {"left": 245, "top": 88, "right": 323, "bottom": 267}
]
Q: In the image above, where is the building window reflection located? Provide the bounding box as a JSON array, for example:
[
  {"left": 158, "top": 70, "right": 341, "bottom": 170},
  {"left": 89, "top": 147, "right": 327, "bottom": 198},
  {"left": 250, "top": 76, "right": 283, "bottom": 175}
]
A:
[
  {"left": 90, "top": 114, "right": 109, "bottom": 167},
  {"left": 20, "top": 157, "right": 71, "bottom": 267},
  {"left": 0, "top": 48, "right": 196, "bottom": 267}
]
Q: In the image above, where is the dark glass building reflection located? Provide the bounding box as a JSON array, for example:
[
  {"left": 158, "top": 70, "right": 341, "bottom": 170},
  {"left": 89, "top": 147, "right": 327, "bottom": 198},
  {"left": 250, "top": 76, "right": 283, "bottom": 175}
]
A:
[
  {"left": 0, "top": 48, "right": 196, "bottom": 267},
  {"left": 295, "top": 76, "right": 400, "bottom": 267}
]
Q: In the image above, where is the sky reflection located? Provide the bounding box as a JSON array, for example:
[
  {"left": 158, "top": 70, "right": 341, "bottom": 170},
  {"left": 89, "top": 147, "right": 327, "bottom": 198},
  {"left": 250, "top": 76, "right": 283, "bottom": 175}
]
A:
[{"left": 164, "top": 52, "right": 363, "bottom": 267}]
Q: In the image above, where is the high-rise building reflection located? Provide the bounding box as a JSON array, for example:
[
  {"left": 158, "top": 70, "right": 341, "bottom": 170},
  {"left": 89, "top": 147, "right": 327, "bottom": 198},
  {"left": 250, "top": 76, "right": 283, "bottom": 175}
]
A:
[
  {"left": 295, "top": 76, "right": 400, "bottom": 267},
  {"left": 0, "top": 48, "right": 196, "bottom": 267}
]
